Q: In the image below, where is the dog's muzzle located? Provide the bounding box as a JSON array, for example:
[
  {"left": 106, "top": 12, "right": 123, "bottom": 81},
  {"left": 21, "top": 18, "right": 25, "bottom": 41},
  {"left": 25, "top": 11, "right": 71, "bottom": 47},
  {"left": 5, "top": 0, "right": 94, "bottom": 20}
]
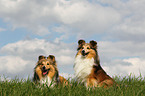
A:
[
  {"left": 81, "top": 50, "right": 89, "bottom": 56},
  {"left": 42, "top": 66, "right": 50, "bottom": 76}
]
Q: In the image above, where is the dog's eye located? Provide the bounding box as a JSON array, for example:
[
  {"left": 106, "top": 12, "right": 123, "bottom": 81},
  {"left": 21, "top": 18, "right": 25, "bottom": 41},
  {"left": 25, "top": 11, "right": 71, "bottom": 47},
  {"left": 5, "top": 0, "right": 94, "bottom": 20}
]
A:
[
  {"left": 87, "top": 47, "right": 90, "bottom": 49},
  {"left": 81, "top": 47, "right": 84, "bottom": 49},
  {"left": 47, "top": 63, "right": 49, "bottom": 65}
]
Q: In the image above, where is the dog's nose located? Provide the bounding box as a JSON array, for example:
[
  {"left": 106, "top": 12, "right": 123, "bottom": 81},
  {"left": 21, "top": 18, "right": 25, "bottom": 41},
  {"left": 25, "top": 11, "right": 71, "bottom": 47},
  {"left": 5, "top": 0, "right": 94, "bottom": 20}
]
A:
[
  {"left": 42, "top": 66, "right": 45, "bottom": 70},
  {"left": 82, "top": 50, "right": 85, "bottom": 54}
]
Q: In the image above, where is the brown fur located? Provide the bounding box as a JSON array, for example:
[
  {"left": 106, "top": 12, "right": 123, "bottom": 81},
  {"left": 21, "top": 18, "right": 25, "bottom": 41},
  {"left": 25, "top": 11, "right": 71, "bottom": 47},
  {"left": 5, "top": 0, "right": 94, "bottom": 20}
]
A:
[
  {"left": 33, "top": 55, "right": 68, "bottom": 86},
  {"left": 87, "top": 65, "right": 116, "bottom": 88},
  {"left": 76, "top": 40, "right": 117, "bottom": 88},
  {"left": 59, "top": 76, "right": 68, "bottom": 85}
]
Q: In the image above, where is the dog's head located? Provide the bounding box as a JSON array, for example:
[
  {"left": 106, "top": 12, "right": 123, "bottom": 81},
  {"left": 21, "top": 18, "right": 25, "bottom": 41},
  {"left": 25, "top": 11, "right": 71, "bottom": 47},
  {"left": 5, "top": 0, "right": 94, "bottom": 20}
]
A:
[
  {"left": 36, "top": 55, "right": 56, "bottom": 76},
  {"left": 77, "top": 40, "right": 97, "bottom": 57}
]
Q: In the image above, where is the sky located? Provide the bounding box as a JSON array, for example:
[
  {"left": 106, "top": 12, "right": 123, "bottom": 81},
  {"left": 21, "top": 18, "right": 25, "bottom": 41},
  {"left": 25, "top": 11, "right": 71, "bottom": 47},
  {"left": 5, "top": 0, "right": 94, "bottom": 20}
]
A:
[{"left": 0, "top": 0, "right": 145, "bottom": 79}]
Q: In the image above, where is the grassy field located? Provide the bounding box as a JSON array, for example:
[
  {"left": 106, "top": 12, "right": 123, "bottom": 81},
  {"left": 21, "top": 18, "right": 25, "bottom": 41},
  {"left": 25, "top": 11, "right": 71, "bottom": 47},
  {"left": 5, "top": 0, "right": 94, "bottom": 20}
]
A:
[{"left": 0, "top": 75, "right": 145, "bottom": 96}]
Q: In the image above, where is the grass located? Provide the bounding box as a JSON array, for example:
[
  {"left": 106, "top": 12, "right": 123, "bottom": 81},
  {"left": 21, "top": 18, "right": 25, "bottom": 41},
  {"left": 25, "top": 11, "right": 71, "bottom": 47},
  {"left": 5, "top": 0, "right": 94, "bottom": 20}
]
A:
[{"left": 0, "top": 75, "right": 145, "bottom": 96}]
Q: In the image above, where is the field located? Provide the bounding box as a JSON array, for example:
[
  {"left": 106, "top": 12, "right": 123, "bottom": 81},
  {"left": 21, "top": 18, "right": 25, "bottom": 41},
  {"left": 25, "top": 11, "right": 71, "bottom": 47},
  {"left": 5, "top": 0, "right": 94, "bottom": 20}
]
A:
[{"left": 0, "top": 75, "right": 145, "bottom": 96}]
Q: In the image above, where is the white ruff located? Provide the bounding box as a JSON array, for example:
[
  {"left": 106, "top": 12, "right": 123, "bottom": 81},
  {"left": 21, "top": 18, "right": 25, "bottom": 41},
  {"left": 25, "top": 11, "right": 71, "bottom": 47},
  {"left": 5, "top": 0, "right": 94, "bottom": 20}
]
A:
[
  {"left": 74, "top": 55, "right": 94, "bottom": 82},
  {"left": 39, "top": 76, "right": 56, "bottom": 87}
]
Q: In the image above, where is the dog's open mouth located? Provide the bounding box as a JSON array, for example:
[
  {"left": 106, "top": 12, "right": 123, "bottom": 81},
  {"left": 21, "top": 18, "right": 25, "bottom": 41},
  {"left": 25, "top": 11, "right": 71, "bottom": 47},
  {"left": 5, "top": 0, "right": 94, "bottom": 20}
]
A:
[
  {"left": 82, "top": 52, "right": 89, "bottom": 56},
  {"left": 42, "top": 69, "right": 50, "bottom": 75},
  {"left": 81, "top": 50, "right": 89, "bottom": 56}
]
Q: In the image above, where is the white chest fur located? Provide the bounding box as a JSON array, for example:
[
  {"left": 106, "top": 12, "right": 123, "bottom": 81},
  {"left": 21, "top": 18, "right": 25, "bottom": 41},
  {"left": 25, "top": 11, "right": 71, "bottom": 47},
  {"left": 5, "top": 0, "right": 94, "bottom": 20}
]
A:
[
  {"left": 40, "top": 76, "right": 55, "bottom": 87},
  {"left": 74, "top": 55, "right": 94, "bottom": 82}
]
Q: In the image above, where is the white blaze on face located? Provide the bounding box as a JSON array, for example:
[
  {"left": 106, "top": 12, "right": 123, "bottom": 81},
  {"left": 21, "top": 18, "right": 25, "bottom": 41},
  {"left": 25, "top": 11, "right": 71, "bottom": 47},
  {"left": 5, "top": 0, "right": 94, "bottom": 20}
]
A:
[
  {"left": 82, "top": 44, "right": 91, "bottom": 53},
  {"left": 74, "top": 55, "right": 94, "bottom": 82}
]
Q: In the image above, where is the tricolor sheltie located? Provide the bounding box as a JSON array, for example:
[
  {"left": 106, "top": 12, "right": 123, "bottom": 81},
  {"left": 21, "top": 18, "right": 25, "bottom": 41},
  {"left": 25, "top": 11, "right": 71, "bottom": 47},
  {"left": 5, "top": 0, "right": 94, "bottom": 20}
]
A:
[
  {"left": 74, "top": 40, "right": 116, "bottom": 88},
  {"left": 33, "top": 55, "right": 68, "bottom": 87}
]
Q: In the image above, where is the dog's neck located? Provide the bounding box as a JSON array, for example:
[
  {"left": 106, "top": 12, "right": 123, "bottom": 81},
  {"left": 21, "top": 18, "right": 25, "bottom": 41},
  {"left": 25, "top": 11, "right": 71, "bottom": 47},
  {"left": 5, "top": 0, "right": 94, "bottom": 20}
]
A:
[
  {"left": 40, "top": 76, "right": 53, "bottom": 87},
  {"left": 74, "top": 55, "right": 95, "bottom": 82},
  {"left": 40, "top": 72, "right": 59, "bottom": 87}
]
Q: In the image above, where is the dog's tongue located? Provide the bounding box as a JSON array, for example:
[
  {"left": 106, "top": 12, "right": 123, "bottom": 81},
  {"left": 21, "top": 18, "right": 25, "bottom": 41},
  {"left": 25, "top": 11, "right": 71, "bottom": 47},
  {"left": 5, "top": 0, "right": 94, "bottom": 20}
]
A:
[{"left": 43, "top": 71, "right": 47, "bottom": 75}]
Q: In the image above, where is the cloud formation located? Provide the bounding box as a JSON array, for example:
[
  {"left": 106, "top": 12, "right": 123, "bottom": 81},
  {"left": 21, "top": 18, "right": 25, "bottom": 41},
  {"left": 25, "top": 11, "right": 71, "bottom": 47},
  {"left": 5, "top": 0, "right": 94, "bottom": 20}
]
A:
[
  {"left": 0, "top": 0, "right": 121, "bottom": 38},
  {"left": 0, "top": 39, "right": 75, "bottom": 78},
  {"left": 103, "top": 57, "right": 145, "bottom": 77},
  {"left": 1, "top": 0, "right": 145, "bottom": 40}
]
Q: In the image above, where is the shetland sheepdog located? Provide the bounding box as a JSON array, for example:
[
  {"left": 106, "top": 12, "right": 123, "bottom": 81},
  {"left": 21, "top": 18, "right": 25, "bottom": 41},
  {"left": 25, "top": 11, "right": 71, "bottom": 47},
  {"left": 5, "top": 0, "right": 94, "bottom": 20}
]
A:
[
  {"left": 33, "top": 55, "right": 68, "bottom": 87},
  {"left": 74, "top": 40, "right": 116, "bottom": 88}
]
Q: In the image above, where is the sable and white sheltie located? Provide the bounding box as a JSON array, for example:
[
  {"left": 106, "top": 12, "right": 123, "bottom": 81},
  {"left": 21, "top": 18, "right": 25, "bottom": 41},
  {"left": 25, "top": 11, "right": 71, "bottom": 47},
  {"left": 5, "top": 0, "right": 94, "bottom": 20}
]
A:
[
  {"left": 33, "top": 55, "right": 68, "bottom": 87},
  {"left": 74, "top": 40, "right": 116, "bottom": 88}
]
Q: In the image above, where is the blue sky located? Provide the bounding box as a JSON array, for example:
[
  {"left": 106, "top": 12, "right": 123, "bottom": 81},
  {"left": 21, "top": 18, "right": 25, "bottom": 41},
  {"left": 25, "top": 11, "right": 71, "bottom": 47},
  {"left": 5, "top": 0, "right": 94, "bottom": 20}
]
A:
[{"left": 0, "top": 0, "right": 145, "bottom": 79}]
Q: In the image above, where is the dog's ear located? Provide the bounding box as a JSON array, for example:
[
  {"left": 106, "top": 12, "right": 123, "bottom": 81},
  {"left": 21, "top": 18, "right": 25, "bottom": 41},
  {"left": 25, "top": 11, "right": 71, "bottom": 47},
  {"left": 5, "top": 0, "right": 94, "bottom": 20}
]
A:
[
  {"left": 47, "top": 55, "right": 55, "bottom": 62},
  {"left": 77, "top": 40, "right": 85, "bottom": 50},
  {"left": 78, "top": 39, "right": 85, "bottom": 45},
  {"left": 38, "top": 55, "right": 45, "bottom": 60},
  {"left": 90, "top": 40, "right": 97, "bottom": 49},
  {"left": 47, "top": 55, "right": 57, "bottom": 67}
]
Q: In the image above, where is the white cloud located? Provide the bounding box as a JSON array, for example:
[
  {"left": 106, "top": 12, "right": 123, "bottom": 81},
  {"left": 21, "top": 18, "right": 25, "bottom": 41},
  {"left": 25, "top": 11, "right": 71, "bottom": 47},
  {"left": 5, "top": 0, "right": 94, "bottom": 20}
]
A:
[
  {"left": 0, "top": 0, "right": 144, "bottom": 40},
  {"left": 54, "top": 0, "right": 121, "bottom": 38},
  {"left": 58, "top": 55, "right": 74, "bottom": 65},
  {"left": 0, "top": 38, "right": 76, "bottom": 62},
  {"left": 0, "top": 0, "right": 145, "bottom": 42},
  {"left": 98, "top": 41, "right": 145, "bottom": 58},
  {"left": 123, "top": 58, "right": 145, "bottom": 76},
  {"left": 0, "top": 56, "right": 31, "bottom": 74},
  {"left": 0, "top": 39, "right": 75, "bottom": 78},
  {"left": 98, "top": 0, "right": 145, "bottom": 41},
  {"left": 102, "top": 58, "right": 145, "bottom": 77},
  {"left": 98, "top": 41, "right": 145, "bottom": 77},
  {"left": 0, "top": 0, "right": 121, "bottom": 38}
]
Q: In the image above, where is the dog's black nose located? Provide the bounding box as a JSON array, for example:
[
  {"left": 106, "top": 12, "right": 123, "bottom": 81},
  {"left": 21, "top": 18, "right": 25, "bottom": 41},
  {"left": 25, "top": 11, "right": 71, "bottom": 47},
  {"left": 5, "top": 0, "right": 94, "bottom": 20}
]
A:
[
  {"left": 42, "top": 66, "right": 45, "bottom": 70},
  {"left": 82, "top": 50, "right": 85, "bottom": 55}
]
